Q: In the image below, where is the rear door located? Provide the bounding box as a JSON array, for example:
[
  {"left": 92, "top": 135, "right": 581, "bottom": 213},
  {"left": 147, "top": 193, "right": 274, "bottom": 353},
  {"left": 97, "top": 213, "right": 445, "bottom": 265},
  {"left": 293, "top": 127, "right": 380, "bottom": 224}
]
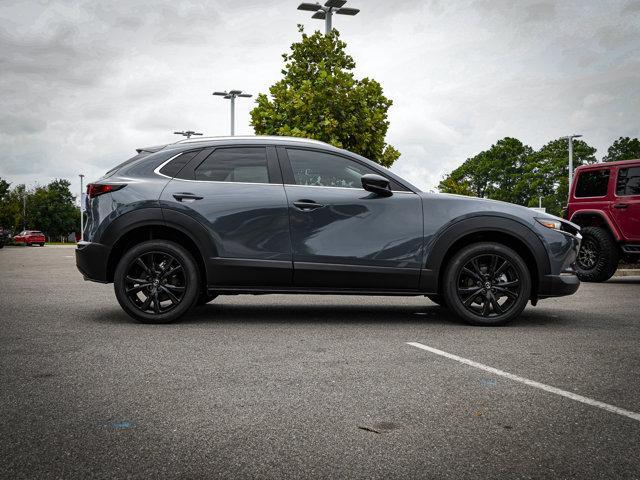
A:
[
  {"left": 612, "top": 165, "right": 640, "bottom": 241},
  {"left": 277, "top": 146, "right": 423, "bottom": 290},
  {"left": 159, "top": 145, "right": 292, "bottom": 286}
]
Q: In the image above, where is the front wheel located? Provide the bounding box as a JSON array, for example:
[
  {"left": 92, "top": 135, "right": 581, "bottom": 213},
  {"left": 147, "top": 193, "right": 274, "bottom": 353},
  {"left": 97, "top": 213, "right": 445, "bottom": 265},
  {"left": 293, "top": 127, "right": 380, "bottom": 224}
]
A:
[
  {"left": 442, "top": 242, "right": 531, "bottom": 326},
  {"left": 575, "top": 226, "right": 619, "bottom": 282},
  {"left": 114, "top": 240, "right": 200, "bottom": 324}
]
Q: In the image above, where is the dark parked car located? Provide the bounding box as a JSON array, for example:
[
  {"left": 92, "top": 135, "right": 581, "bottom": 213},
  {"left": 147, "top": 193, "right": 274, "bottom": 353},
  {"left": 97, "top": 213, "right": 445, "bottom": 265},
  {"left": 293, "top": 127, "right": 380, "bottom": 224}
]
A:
[{"left": 76, "top": 136, "right": 581, "bottom": 325}]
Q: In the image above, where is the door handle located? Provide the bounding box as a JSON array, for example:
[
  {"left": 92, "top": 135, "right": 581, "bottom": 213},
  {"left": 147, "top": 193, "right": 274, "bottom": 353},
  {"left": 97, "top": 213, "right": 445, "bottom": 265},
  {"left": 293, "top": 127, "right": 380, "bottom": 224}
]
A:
[
  {"left": 613, "top": 203, "right": 629, "bottom": 209},
  {"left": 173, "top": 193, "right": 203, "bottom": 202},
  {"left": 293, "top": 200, "right": 324, "bottom": 211}
]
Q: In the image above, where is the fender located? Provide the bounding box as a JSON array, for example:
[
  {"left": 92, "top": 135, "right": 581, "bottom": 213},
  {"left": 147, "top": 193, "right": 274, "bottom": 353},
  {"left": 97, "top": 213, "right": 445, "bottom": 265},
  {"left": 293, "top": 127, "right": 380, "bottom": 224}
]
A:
[
  {"left": 100, "top": 207, "right": 221, "bottom": 283},
  {"left": 569, "top": 209, "right": 621, "bottom": 241},
  {"left": 420, "top": 214, "right": 550, "bottom": 292}
]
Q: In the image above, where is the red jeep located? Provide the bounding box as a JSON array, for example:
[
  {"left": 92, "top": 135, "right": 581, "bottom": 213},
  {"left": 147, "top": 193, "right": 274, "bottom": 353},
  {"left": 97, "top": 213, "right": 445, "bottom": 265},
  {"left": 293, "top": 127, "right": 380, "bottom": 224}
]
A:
[{"left": 567, "top": 159, "right": 640, "bottom": 281}]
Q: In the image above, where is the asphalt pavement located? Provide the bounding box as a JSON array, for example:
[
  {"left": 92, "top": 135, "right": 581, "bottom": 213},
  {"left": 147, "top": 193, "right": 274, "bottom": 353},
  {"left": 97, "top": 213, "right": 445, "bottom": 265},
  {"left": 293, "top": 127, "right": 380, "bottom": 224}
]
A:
[{"left": 1, "top": 245, "right": 639, "bottom": 479}]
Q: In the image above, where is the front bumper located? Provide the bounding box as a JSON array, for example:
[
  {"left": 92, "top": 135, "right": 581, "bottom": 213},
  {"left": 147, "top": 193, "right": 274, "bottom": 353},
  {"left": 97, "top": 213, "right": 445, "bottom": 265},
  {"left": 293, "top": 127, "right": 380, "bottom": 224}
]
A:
[
  {"left": 538, "top": 273, "right": 580, "bottom": 298},
  {"left": 75, "top": 241, "right": 111, "bottom": 283}
]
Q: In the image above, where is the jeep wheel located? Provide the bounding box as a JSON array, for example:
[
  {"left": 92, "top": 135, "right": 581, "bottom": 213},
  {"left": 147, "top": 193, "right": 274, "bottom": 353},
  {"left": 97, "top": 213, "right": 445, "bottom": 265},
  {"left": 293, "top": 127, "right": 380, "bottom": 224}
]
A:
[
  {"left": 442, "top": 242, "right": 531, "bottom": 326},
  {"left": 114, "top": 240, "right": 200, "bottom": 324},
  {"left": 576, "top": 226, "right": 619, "bottom": 282}
]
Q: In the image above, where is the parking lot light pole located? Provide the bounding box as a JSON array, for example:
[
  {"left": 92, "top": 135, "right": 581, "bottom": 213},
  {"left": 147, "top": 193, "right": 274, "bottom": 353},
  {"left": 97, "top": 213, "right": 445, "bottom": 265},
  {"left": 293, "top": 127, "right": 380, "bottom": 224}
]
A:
[
  {"left": 562, "top": 134, "right": 582, "bottom": 194},
  {"left": 79, "top": 174, "right": 84, "bottom": 241},
  {"left": 297, "top": 0, "right": 360, "bottom": 34},
  {"left": 212, "top": 90, "right": 253, "bottom": 136}
]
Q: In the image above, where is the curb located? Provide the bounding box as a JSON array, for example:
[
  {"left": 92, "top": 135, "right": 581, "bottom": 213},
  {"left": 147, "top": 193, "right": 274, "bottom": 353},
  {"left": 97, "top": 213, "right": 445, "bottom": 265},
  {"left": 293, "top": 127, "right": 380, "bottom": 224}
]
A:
[{"left": 612, "top": 269, "right": 640, "bottom": 278}]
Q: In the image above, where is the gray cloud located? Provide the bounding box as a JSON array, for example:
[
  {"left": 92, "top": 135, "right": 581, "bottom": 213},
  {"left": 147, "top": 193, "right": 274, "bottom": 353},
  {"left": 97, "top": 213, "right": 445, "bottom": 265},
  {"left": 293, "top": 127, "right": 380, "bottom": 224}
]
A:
[{"left": 0, "top": 0, "right": 639, "bottom": 197}]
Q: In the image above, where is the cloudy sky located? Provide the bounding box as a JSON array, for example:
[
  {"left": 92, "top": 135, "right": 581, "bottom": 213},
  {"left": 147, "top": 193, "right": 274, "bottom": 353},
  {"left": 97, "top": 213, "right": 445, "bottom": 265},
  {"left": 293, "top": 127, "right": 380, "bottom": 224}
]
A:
[{"left": 1, "top": 0, "right": 639, "bottom": 198}]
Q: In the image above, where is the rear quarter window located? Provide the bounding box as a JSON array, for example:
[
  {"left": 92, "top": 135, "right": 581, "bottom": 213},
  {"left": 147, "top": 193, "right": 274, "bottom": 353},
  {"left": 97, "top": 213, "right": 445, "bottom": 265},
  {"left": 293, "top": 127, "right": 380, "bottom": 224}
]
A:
[
  {"left": 159, "top": 150, "right": 201, "bottom": 178},
  {"left": 575, "top": 169, "right": 610, "bottom": 198}
]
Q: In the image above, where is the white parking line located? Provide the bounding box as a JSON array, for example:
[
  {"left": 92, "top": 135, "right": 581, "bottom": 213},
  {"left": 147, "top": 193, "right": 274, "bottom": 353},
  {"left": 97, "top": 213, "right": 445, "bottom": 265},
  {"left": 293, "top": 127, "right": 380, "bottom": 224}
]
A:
[{"left": 407, "top": 341, "right": 640, "bottom": 422}]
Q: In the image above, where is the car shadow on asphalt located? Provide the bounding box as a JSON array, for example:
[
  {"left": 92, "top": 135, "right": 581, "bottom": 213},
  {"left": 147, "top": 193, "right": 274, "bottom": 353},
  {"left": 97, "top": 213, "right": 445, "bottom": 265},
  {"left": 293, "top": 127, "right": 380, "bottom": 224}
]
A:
[{"left": 87, "top": 302, "right": 575, "bottom": 328}]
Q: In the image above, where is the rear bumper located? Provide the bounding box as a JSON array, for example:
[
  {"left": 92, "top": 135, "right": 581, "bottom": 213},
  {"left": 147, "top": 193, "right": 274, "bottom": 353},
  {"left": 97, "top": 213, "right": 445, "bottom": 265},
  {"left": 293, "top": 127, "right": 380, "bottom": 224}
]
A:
[
  {"left": 538, "top": 273, "right": 580, "bottom": 298},
  {"left": 75, "top": 241, "right": 111, "bottom": 283}
]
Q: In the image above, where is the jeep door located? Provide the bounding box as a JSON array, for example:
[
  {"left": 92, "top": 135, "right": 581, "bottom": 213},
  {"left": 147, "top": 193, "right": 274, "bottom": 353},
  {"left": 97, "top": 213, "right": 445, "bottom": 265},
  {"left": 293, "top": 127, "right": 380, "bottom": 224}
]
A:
[{"left": 612, "top": 165, "right": 640, "bottom": 241}]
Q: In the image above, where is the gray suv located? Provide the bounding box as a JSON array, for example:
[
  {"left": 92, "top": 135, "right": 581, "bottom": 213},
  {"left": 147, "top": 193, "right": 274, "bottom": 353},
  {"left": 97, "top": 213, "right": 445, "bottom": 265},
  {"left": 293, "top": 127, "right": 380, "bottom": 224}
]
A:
[{"left": 76, "top": 136, "right": 581, "bottom": 325}]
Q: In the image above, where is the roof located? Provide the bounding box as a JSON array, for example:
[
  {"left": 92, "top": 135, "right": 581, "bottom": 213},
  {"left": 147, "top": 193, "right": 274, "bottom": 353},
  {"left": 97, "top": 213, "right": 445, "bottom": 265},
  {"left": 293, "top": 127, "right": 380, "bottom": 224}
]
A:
[{"left": 576, "top": 159, "right": 640, "bottom": 170}]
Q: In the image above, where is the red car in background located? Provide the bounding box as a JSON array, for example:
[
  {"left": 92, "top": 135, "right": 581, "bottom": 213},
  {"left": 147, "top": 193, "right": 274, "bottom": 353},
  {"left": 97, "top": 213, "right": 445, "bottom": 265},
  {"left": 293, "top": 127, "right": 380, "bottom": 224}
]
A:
[{"left": 14, "top": 230, "right": 46, "bottom": 246}]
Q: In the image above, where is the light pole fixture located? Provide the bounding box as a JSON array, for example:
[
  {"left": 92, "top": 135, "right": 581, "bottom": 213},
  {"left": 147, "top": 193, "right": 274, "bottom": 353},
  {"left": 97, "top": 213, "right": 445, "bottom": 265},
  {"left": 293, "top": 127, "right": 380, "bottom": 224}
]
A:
[
  {"left": 212, "top": 90, "right": 253, "bottom": 136},
  {"left": 79, "top": 174, "right": 85, "bottom": 241},
  {"left": 174, "top": 130, "right": 203, "bottom": 139},
  {"left": 561, "top": 134, "right": 583, "bottom": 194},
  {"left": 297, "top": 0, "right": 360, "bottom": 34}
]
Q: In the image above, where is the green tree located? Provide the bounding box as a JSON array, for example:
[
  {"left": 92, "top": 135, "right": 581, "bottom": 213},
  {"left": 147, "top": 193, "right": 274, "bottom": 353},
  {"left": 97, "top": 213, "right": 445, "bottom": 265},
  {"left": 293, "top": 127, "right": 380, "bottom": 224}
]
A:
[
  {"left": 438, "top": 137, "right": 534, "bottom": 204},
  {"left": 250, "top": 26, "right": 399, "bottom": 167},
  {"left": 438, "top": 137, "right": 597, "bottom": 216},
  {"left": 603, "top": 136, "right": 640, "bottom": 162},
  {"left": 0, "top": 179, "right": 79, "bottom": 238},
  {"left": 29, "top": 179, "right": 79, "bottom": 239}
]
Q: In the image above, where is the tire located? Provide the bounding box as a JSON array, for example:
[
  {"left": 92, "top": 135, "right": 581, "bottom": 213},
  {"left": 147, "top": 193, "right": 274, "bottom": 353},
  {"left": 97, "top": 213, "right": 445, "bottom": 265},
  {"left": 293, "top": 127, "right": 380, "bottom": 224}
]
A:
[
  {"left": 442, "top": 242, "right": 531, "bottom": 326},
  {"left": 40, "top": 243, "right": 45, "bottom": 247},
  {"left": 114, "top": 240, "right": 200, "bottom": 324},
  {"left": 427, "top": 294, "right": 447, "bottom": 307},
  {"left": 576, "top": 227, "right": 619, "bottom": 282}
]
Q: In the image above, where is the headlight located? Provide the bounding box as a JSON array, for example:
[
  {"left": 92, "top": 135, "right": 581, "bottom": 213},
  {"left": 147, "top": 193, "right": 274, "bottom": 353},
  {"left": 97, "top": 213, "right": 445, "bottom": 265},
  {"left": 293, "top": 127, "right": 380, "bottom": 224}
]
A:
[{"left": 535, "top": 218, "right": 562, "bottom": 230}]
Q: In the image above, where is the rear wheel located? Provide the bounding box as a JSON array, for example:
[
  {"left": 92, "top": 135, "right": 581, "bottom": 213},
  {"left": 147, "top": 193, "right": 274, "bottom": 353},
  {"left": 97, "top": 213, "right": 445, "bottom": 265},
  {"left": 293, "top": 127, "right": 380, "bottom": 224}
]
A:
[
  {"left": 576, "top": 226, "right": 619, "bottom": 282},
  {"left": 114, "top": 240, "right": 200, "bottom": 324},
  {"left": 442, "top": 242, "right": 531, "bottom": 326}
]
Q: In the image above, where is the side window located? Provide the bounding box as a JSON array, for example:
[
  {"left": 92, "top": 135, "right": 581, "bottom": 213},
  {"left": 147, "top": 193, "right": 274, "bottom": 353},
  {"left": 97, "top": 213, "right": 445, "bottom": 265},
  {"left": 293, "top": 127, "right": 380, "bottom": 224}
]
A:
[
  {"left": 575, "top": 169, "right": 610, "bottom": 198},
  {"left": 616, "top": 167, "right": 640, "bottom": 196},
  {"left": 159, "top": 150, "right": 200, "bottom": 178},
  {"left": 194, "top": 147, "right": 269, "bottom": 183},
  {"left": 286, "top": 149, "right": 378, "bottom": 188}
]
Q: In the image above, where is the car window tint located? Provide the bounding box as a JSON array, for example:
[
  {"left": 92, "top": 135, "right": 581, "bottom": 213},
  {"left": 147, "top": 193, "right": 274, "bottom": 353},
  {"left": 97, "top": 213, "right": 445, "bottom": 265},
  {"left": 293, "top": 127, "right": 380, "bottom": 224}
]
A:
[
  {"left": 194, "top": 147, "right": 269, "bottom": 183},
  {"left": 286, "top": 149, "right": 378, "bottom": 188},
  {"left": 575, "top": 170, "right": 610, "bottom": 197},
  {"left": 159, "top": 150, "right": 200, "bottom": 178},
  {"left": 616, "top": 167, "right": 640, "bottom": 196}
]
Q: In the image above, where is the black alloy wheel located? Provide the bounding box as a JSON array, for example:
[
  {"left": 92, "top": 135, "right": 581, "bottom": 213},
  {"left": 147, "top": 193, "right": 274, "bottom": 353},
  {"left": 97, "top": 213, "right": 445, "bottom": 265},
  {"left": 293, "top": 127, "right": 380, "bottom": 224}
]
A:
[
  {"left": 114, "top": 240, "right": 199, "bottom": 323},
  {"left": 577, "top": 237, "right": 598, "bottom": 270},
  {"left": 443, "top": 242, "right": 531, "bottom": 326},
  {"left": 456, "top": 253, "right": 521, "bottom": 318},
  {"left": 124, "top": 251, "right": 187, "bottom": 314}
]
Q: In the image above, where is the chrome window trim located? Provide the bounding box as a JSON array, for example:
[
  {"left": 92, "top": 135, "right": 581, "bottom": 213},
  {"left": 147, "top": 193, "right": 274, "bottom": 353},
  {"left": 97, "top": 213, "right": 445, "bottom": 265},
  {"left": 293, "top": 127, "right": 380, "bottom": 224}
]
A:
[
  {"left": 153, "top": 153, "right": 184, "bottom": 179},
  {"left": 283, "top": 183, "right": 416, "bottom": 194}
]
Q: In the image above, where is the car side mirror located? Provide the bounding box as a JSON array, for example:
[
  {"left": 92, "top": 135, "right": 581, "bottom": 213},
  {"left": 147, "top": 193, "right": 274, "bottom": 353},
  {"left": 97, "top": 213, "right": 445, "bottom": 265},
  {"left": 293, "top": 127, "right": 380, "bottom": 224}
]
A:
[{"left": 361, "top": 174, "right": 392, "bottom": 197}]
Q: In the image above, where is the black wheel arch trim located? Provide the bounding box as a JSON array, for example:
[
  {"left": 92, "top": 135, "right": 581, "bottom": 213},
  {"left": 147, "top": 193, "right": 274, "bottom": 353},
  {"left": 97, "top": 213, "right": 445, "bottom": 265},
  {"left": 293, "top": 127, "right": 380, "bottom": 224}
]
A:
[
  {"left": 99, "top": 207, "right": 220, "bottom": 283},
  {"left": 420, "top": 214, "right": 550, "bottom": 293}
]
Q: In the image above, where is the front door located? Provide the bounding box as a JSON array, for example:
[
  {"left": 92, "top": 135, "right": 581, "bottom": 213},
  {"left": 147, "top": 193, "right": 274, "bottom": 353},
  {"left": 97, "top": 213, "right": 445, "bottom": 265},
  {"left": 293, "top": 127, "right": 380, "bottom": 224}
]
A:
[
  {"left": 612, "top": 165, "right": 640, "bottom": 241},
  {"left": 278, "top": 147, "right": 423, "bottom": 290}
]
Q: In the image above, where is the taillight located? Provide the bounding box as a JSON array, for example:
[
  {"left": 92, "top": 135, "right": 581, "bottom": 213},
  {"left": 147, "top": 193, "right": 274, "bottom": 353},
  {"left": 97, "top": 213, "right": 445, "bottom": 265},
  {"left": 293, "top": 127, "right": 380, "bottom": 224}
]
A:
[{"left": 87, "top": 183, "right": 126, "bottom": 198}]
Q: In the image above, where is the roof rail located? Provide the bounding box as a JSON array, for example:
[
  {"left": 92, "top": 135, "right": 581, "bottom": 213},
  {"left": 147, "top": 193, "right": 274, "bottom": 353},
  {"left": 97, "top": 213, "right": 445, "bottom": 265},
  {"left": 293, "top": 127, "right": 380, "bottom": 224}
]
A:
[{"left": 174, "top": 135, "right": 330, "bottom": 146}]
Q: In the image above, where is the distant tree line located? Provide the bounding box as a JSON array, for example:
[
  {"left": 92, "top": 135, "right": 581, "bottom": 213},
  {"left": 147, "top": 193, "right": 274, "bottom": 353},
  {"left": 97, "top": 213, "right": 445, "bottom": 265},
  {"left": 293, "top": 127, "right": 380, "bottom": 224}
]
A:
[
  {"left": 438, "top": 136, "right": 640, "bottom": 216},
  {"left": 0, "top": 178, "right": 80, "bottom": 240}
]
